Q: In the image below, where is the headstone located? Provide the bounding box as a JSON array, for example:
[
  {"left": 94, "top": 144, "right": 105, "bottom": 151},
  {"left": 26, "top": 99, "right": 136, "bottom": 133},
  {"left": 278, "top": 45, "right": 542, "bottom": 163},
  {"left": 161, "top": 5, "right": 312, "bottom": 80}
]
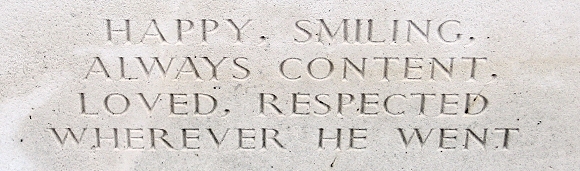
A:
[{"left": 1, "top": 0, "right": 579, "bottom": 170}]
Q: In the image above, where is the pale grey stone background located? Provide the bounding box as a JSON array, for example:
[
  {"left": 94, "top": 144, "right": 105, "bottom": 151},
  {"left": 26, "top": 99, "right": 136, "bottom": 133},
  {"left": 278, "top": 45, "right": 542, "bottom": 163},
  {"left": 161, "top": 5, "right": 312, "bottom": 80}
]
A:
[{"left": 0, "top": 0, "right": 579, "bottom": 170}]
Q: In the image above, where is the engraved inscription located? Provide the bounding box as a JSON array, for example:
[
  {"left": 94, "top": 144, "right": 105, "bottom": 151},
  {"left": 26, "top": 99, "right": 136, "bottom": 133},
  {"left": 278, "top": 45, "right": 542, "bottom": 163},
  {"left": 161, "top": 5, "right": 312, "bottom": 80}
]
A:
[{"left": 46, "top": 16, "right": 521, "bottom": 155}]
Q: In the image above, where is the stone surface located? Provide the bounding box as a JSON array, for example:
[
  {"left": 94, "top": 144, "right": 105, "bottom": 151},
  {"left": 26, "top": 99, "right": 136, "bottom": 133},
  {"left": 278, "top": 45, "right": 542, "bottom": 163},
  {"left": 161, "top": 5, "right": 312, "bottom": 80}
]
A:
[{"left": 0, "top": 0, "right": 579, "bottom": 170}]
